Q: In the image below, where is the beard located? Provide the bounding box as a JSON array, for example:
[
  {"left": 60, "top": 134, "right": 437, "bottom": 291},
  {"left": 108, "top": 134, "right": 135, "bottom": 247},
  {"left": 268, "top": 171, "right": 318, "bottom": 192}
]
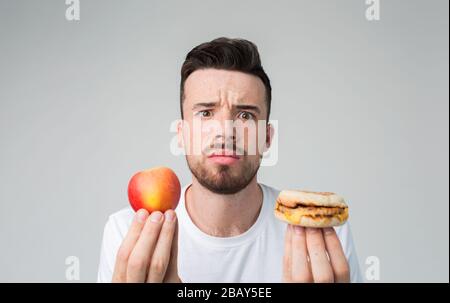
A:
[{"left": 186, "top": 155, "right": 261, "bottom": 195}]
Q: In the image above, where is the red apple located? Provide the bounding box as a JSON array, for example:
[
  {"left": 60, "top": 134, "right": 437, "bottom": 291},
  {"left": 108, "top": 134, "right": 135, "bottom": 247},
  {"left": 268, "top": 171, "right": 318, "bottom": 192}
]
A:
[{"left": 128, "top": 166, "right": 181, "bottom": 213}]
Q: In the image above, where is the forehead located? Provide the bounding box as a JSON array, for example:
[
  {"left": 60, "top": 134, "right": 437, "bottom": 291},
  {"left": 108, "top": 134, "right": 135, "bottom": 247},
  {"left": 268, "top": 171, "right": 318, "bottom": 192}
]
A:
[{"left": 183, "top": 69, "right": 266, "bottom": 105}]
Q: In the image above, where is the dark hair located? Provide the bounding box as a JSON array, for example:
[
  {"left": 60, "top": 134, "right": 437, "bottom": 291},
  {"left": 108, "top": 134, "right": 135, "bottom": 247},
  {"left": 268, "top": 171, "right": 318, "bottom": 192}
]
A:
[{"left": 180, "top": 37, "right": 272, "bottom": 119}]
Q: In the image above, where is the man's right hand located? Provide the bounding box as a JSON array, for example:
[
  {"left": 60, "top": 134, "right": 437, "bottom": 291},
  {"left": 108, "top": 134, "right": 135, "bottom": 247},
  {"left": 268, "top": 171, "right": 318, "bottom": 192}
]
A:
[{"left": 112, "top": 209, "right": 181, "bottom": 283}]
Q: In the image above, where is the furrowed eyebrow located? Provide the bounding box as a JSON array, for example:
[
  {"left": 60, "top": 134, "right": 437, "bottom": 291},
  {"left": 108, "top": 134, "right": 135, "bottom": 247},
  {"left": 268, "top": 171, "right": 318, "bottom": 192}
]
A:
[
  {"left": 235, "top": 104, "right": 261, "bottom": 114},
  {"left": 192, "top": 102, "right": 218, "bottom": 110},
  {"left": 191, "top": 102, "right": 261, "bottom": 114}
]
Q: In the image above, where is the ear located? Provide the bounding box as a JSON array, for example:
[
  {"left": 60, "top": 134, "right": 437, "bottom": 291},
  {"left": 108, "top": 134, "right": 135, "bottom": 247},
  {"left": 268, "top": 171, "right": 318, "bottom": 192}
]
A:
[
  {"left": 177, "top": 119, "right": 184, "bottom": 149},
  {"left": 264, "top": 122, "right": 274, "bottom": 152}
]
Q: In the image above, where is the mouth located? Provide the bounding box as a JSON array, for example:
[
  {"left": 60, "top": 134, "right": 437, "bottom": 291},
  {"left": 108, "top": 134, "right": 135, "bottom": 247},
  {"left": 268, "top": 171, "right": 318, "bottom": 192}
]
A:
[{"left": 207, "top": 151, "right": 241, "bottom": 165}]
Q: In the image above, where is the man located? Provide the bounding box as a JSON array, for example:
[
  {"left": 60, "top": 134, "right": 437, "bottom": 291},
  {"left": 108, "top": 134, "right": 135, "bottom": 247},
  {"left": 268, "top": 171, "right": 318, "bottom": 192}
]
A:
[{"left": 97, "top": 37, "right": 362, "bottom": 283}]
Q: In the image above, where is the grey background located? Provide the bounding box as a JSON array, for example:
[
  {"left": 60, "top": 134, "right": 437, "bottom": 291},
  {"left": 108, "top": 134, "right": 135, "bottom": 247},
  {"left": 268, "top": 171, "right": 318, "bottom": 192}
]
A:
[{"left": 0, "top": 0, "right": 448, "bottom": 282}]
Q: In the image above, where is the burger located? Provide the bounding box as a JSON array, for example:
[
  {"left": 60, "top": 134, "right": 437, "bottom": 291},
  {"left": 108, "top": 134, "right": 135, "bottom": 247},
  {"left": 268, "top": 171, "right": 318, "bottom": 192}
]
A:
[{"left": 274, "top": 190, "right": 349, "bottom": 227}]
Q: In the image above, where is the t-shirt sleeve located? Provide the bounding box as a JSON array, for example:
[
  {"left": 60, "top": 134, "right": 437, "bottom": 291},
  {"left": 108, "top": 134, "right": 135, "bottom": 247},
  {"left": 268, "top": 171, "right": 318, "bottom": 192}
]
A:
[
  {"left": 335, "top": 222, "right": 364, "bottom": 283},
  {"left": 97, "top": 216, "right": 124, "bottom": 283}
]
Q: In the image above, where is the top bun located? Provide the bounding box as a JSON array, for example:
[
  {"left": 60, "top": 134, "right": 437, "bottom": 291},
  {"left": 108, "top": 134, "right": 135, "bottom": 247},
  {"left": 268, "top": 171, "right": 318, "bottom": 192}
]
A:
[{"left": 277, "top": 190, "right": 347, "bottom": 208}]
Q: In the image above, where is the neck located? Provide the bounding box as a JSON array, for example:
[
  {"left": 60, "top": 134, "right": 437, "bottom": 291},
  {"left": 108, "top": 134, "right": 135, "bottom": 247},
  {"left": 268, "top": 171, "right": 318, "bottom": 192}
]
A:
[{"left": 185, "top": 176, "right": 263, "bottom": 237}]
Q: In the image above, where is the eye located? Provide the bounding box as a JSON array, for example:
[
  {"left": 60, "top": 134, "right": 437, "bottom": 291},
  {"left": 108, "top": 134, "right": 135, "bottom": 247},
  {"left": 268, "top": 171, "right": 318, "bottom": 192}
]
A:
[
  {"left": 238, "top": 111, "right": 254, "bottom": 120},
  {"left": 197, "top": 110, "right": 212, "bottom": 118}
]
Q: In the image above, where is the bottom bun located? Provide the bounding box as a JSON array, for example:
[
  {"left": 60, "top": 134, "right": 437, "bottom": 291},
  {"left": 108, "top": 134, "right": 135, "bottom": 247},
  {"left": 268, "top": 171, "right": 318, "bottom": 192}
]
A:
[{"left": 274, "top": 208, "right": 348, "bottom": 228}]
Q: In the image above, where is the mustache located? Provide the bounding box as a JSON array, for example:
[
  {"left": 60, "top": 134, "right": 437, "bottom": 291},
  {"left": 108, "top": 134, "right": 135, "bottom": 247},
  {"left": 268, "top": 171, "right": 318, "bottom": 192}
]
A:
[{"left": 203, "top": 140, "right": 246, "bottom": 156}]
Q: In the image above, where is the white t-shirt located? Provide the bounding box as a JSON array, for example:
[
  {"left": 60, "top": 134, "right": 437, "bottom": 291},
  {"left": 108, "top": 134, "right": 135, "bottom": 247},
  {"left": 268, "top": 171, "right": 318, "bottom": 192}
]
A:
[{"left": 97, "top": 183, "right": 363, "bottom": 282}]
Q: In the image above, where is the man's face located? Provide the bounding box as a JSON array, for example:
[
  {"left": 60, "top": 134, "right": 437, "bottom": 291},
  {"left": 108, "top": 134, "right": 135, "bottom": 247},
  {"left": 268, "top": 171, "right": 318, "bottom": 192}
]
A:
[{"left": 178, "top": 69, "right": 272, "bottom": 194}]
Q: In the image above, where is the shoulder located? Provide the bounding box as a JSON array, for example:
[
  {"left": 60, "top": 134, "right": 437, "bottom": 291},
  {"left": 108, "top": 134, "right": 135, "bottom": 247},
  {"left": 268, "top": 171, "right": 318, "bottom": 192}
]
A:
[
  {"left": 260, "top": 183, "right": 281, "bottom": 205},
  {"left": 103, "top": 206, "right": 135, "bottom": 239},
  {"left": 259, "top": 183, "right": 286, "bottom": 232},
  {"left": 97, "top": 207, "right": 134, "bottom": 282}
]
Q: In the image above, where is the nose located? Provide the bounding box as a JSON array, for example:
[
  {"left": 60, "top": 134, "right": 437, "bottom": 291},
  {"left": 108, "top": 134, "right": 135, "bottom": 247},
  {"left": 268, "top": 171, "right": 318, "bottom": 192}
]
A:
[
  {"left": 211, "top": 109, "right": 236, "bottom": 141},
  {"left": 211, "top": 134, "right": 236, "bottom": 151}
]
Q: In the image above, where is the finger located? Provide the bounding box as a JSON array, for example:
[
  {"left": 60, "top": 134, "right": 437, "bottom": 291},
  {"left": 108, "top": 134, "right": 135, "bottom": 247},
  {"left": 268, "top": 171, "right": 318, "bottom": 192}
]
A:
[
  {"left": 147, "top": 210, "right": 177, "bottom": 282},
  {"left": 323, "top": 228, "right": 350, "bottom": 283},
  {"left": 164, "top": 216, "right": 181, "bottom": 283},
  {"left": 126, "top": 211, "right": 164, "bottom": 282},
  {"left": 112, "top": 209, "right": 148, "bottom": 282},
  {"left": 291, "top": 226, "right": 313, "bottom": 283},
  {"left": 306, "top": 228, "right": 334, "bottom": 283},
  {"left": 282, "top": 225, "right": 293, "bottom": 282}
]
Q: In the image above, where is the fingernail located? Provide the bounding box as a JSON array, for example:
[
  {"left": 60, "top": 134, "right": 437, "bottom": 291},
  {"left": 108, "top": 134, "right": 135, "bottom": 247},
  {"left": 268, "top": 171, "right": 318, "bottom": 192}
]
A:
[
  {"left": 294, "top": 226, "right": 304, "bottom": 235},
  {"left": 323, "top": 227, "right": 334, "bottom": 235},
  {"left": 150, "top": 211, "right": 163, "bottom": 223},
  {"left": 165, "top": 211, "right": 175, "bottom": 222},
  {"left": 136, "top": 209, "right": 148, "bottom": 223}
]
